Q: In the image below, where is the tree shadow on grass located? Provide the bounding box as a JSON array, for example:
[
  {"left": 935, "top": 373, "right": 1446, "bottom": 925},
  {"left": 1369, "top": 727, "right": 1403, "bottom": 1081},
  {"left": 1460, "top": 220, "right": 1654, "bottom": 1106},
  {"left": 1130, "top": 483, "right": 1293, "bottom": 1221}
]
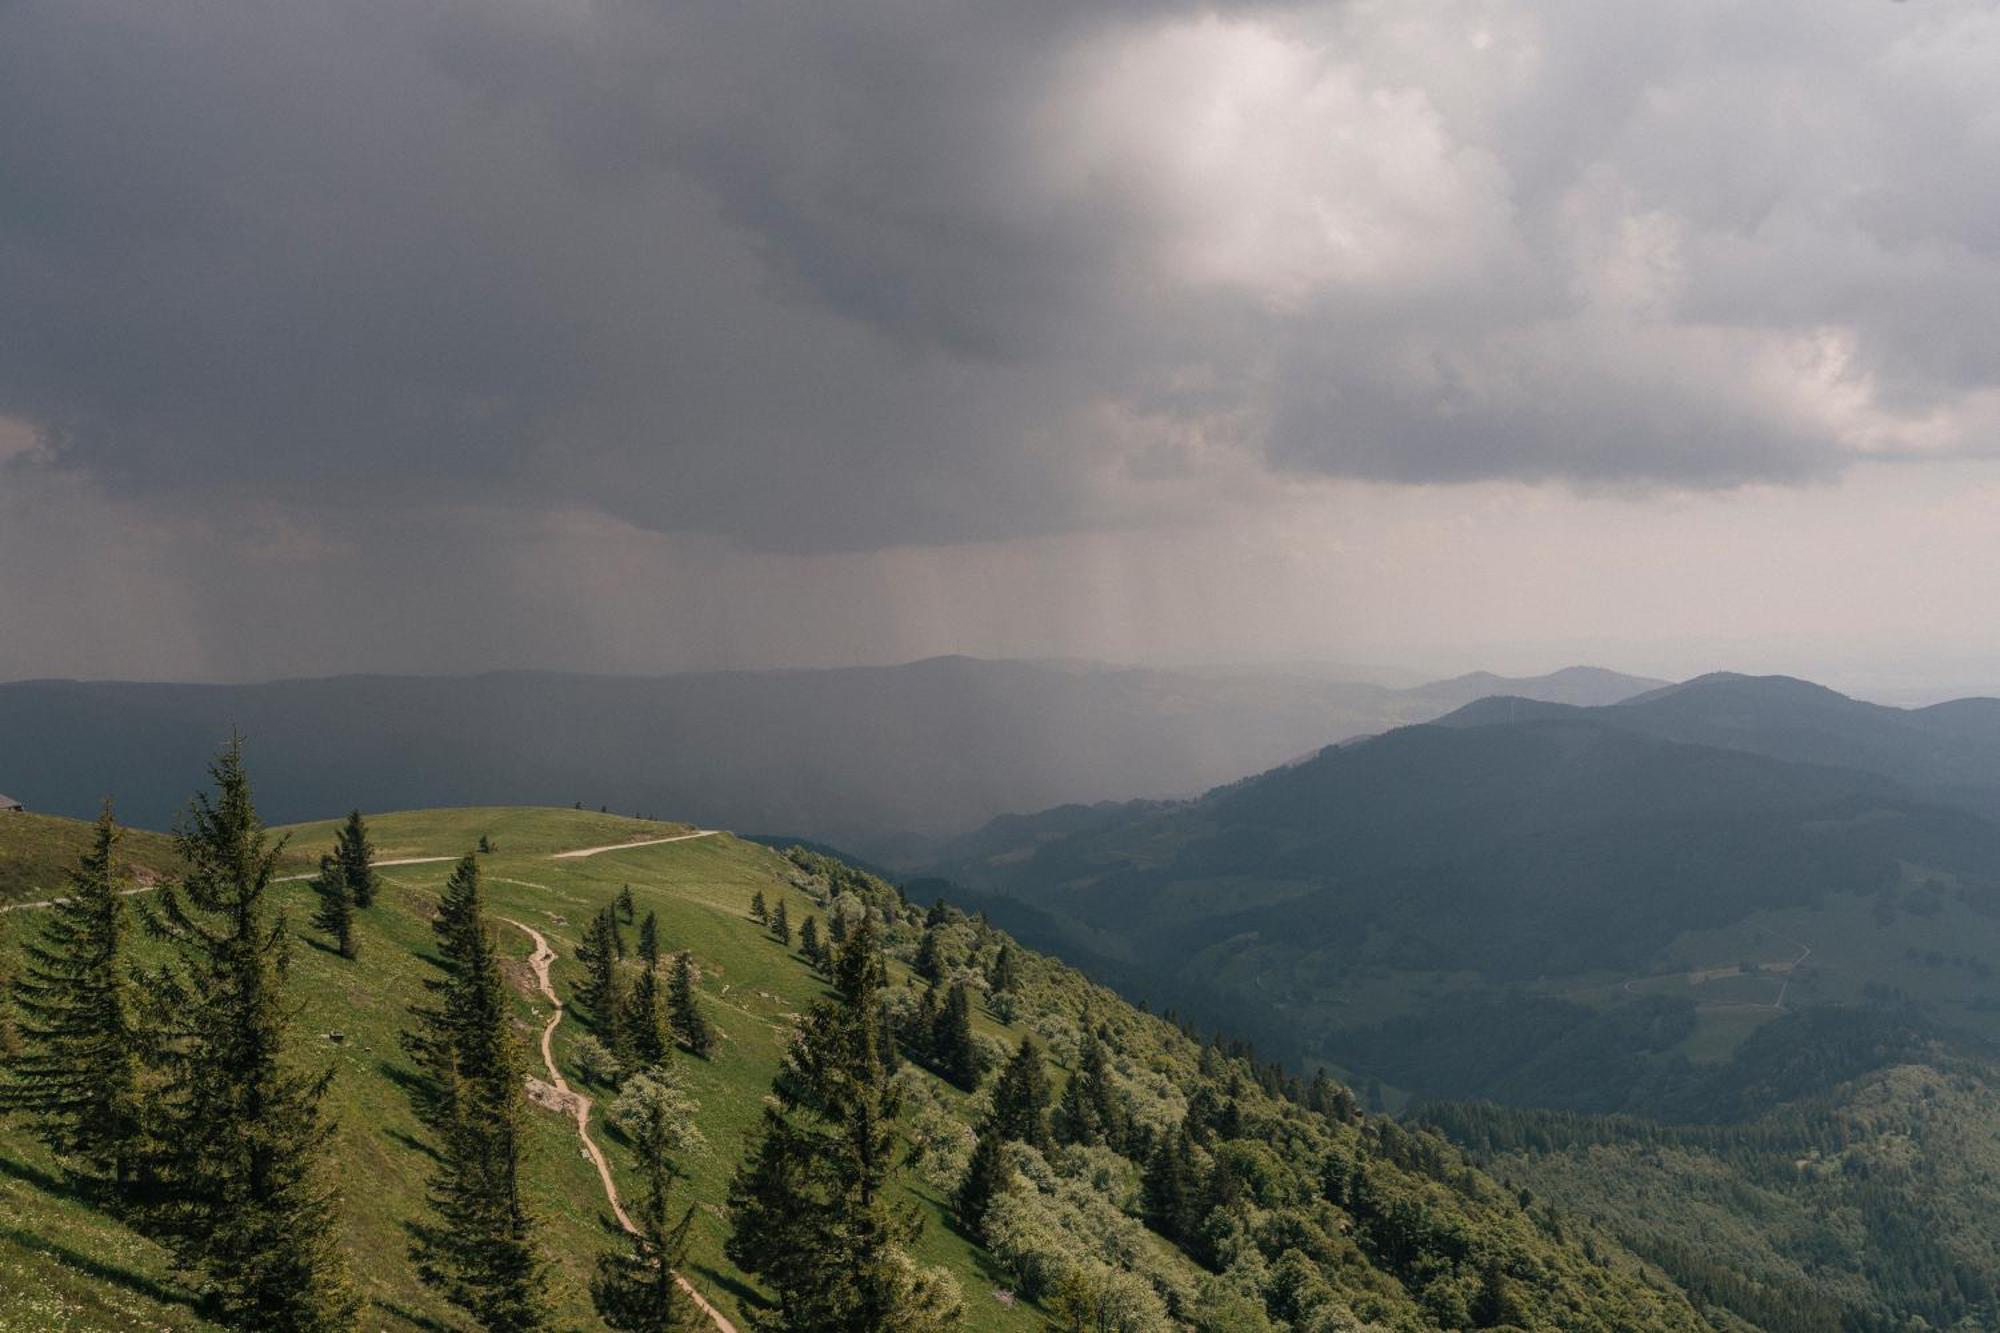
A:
[
  {"left": 371, "top": 1297, "right": 455, "bottom": 1332},
  {"left": 691, "top": 1261, "right": 768, "bottom": 1318},
  {"left": 0, "top": 1223, "right": 199, "bottom": 1312},
  {"left": 0, "top": 1149, "right": 98, "bottom": 1210},
  {"left": 383, "top": 1128, "right": 442, "bottom": 1164},
  {"left": 376, "top": 1059, "right": 430, "bottom": 1098}
]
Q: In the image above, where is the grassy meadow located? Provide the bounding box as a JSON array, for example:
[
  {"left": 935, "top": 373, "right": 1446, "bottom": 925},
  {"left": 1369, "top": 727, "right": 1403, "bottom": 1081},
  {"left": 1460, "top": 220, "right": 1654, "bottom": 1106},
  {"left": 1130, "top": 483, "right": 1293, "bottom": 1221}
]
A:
[{"left": 0, "top": 806, "right": 1047, "bottom": 1332}]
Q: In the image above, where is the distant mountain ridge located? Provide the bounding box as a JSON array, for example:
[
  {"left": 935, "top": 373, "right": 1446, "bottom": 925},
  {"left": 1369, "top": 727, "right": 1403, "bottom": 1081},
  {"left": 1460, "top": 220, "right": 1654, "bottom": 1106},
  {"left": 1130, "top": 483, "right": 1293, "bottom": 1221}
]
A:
[
  {"left": 1405, "top": 664, "right": 1670, "bottom": 707},
  {"left": 0, "top": 657, "right": 1664, "bottom": 850},
  {"left": 1438, "top": 671, "right": 2000, "bottom": 811},
  {"left": 924, "top": 672, "right": 2000, "bottom": 1121}
]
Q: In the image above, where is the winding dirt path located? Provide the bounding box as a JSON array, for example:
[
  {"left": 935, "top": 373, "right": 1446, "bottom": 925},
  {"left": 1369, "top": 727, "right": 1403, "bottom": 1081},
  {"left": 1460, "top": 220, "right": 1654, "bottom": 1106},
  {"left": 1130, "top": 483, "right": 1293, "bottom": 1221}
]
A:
[
  {"left": 499, "top": 916, "right": 738, "bottom": 1333},
  {"left": 550, "top": 829, "right": 720, "bottom": 860},
  {"left": 4, "top": 830, "right": 719, "bottom": 913},
  {"left": 1, "top": 854, "right": 466, "bottom": 912}
]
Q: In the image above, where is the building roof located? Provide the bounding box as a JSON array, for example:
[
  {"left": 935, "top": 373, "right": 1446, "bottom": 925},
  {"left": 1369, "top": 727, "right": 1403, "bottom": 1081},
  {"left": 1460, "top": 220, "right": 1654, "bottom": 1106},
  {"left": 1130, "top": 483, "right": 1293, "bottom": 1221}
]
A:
[{"left": 0, "top": 794, "right": 22, "bottom": 808}]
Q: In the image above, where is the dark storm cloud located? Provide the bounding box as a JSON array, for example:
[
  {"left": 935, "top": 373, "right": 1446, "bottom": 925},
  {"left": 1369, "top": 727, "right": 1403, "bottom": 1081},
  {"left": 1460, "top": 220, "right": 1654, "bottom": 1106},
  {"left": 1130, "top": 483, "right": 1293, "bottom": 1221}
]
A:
[{"left": 4, "top": 0, "right": 2000, "bottom": 558}]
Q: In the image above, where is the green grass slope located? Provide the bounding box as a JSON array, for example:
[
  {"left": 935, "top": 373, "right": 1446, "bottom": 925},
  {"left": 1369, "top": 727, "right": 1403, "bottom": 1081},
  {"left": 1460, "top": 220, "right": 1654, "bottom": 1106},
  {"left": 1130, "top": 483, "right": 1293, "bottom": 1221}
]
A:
[
  {"left": 3, "top": 805, "right": 1705, "bottom": 1332},
  {"left": 0, "top": 813, "right": 181, "bottom": 908}
]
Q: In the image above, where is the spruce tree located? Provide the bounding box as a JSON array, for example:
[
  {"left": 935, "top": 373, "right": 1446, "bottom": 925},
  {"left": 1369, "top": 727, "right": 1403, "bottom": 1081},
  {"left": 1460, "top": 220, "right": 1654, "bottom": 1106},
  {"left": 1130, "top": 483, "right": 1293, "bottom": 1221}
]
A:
[
  {"left": 576, "top": 907, "right": 626, "bottom": 1051},
  {"left": 402, "top": 854, "right": 546, "bottom": 1331},
  {"left": 726, "top": 918, "right": 962, "bottom": 1331},
  {"left": 912, "top": 926, "right": 943, "bottom": 984},
  {"left": 1, "top": 802, "right": 144, "bottom": 1194},
  {"left": 932, "top": 982, "right": 979, "bottom": 1091},
  {"left": 799, "top": 915, "right": 822, "bottom": 970},
  {"left": 624, "top": 959, "right": 673, "bottom": 1069},
  {"left": 953, "top": 1131, "right": 1008, "bottom": 1237},
  {"left": 988, "top": 943, "right": 1018, "bottom": 996},
  {"left": 912, "top": 983, "right": 941, "bottom": 1065},
  {"left": 309, "top": 856, "right": 356, "bottom": 961},
  {"left": 332, "top": 810, "right": 377, "bottom": 909},
  {"left": 1053, "top": 1032, "right": 1127, "bottom": 1150},
  {"left": 139, "top": 742, "right": 356, "bottom": 1330},
  {"left": 617, "top": 883, "right": 636, "bottom": 925},
  {"left": 750, "top": 890, "right": 768, "bottom": 924},
  {"left": 591, "top": 1072, "right": 700, "bottom": 1332},
  {"left": 667, "top": 953, "right": 715, "bottom": 1059},
  {"left": 771, "top": 897, "right": 791, "bottom": 947},
  {"left": 925, "top": 897, "right": 949, "bottom": 929},
  {"left": 986, "top": 1036, "right": 1052, "bottom": 1153},
  {"left": 1141, "top": 1123, "right": 1201, "bottom": 1243},
  {"left": 638, "top": 910, "right": 660, "bottom": 968}
]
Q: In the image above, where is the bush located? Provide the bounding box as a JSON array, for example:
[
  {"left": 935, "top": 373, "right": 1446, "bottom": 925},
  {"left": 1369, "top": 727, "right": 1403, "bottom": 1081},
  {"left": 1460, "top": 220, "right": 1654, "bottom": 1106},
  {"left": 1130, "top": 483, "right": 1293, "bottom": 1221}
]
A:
[
  {"left": 571, "top": 1032, "right": 623, "bottom": 1087},
  {"left": 606, "top": 1063, "right": 705, "bottom": 1160},
  {"left": 982, "top": 1144, "right": 1198, "bottom": 1319}
]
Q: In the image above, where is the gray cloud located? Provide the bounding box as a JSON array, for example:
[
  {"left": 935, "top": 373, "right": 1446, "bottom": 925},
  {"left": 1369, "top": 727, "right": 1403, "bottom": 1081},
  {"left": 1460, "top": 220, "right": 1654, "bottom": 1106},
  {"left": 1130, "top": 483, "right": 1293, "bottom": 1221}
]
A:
[{"left": 5, "top": 0, "right": 2000, "bottom": 573}]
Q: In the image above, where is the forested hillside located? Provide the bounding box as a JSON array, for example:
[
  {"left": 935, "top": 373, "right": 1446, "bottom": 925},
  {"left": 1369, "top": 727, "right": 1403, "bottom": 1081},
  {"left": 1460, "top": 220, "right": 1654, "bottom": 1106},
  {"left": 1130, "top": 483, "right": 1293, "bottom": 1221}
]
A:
[
  {"left": 0, "top": 783, "right": 1703, "bottom": 1331},
  {"left": 1423, "top": 1056, "right": 2000, "bottom": 1331},
  {"left": 921, "top": 695, "right": 2000, "bottom": 1329},
  {"left": 1439, "top": 673, "right": 2000, "bottom": 815},
  {"left": 928, "top": 713, "right": 2000, "bottom": 1104}
]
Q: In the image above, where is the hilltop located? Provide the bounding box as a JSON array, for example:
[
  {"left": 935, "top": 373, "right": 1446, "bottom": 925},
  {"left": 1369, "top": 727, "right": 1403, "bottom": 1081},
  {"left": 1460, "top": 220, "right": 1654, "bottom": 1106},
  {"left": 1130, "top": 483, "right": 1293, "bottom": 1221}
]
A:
[
  {"left": 0, "top": 803, "right": 1702, "bottom": 1331},
  {"left": 1437, "top": 672, "right": 2000, "bottom": 812}
]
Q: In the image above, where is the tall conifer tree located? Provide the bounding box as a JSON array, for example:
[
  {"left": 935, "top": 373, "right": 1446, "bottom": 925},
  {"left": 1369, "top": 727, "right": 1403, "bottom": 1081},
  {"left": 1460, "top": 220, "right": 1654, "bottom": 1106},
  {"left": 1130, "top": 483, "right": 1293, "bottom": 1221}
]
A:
[
  {"left": 933, "top": 982, "right": 979, "bottom": 1091},
  {"left": 402, "top": 854, "right": 546, "bottom": 1331},
  {"left": 332, "top": 811, "right": 377, "bottom": 909},
  {"left": 2, "top": 802, "right": 144, "bottom": 1194},
  {"left": 309, "top": 856, "right": 356, "bottom": 960},
  {"left": 953, "top": 1131, "right": 1008, "bottom": 1237},
  {"left": 986, "top": 1036, "right": 1052, "bottom": 1153},
  {"left": 1053, "top": 1031, "right": 1128, "bottom": 1150},
  {"left": 726, "top": 918, "right": 962, "bottom": 1331},
  {"left": 576, "top": 907, "right": 626, "bottom": 1051},
  {"left": 139, "top": 741, "right": 356, "bottom": 1330},
  {"left": 912, "top": 926, "right": 943, "bottom": 984},
  {"left": 667, "top": 953, "right": 715, "bottom": 1059},
  {"left": 624, "top": 959, "right": 672, "bottom": 1068},
  {"left": 1141, "top": 1122, "right": 1202, "bottom": 1243},
  {"left": 988, "top": 944, "right": 1018, "bottom": 996}
]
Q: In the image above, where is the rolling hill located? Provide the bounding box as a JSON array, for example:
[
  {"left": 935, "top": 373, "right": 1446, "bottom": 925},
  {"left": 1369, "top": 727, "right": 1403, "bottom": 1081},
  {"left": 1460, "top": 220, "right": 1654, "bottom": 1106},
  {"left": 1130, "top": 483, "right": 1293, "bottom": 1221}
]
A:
[
  {"left": 924, "top": 709, "right": 2000, "bottom": 1114},
  {"left": 1438, "top": 672, "right": 2000, "bottom": 813},
  {"left": 909, "top": 675, "right": 2000, "bottom": 1331},
  {"left": 0, "top": 660, "right": 1664, "bottom": 858},
  {"left": 0, "top": 812, "right": 182, "bottom": 908},
  {"left": 0, "top": 801, "right": 1704, "bottom": 1332}
]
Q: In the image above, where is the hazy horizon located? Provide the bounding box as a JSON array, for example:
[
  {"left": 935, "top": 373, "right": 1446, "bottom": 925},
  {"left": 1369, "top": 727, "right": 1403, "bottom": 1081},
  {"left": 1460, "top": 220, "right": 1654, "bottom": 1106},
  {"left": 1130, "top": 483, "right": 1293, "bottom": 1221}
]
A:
[{"left": 10, "top": 650, "right": 2000, "bottom": 711}]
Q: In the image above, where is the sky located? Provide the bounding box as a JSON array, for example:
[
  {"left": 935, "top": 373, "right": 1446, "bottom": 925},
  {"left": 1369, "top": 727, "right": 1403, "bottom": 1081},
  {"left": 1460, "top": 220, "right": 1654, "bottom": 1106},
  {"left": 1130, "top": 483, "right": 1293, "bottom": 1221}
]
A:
[{"left": 5, "top": 0, "right": 2000, "bottom": 696}]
